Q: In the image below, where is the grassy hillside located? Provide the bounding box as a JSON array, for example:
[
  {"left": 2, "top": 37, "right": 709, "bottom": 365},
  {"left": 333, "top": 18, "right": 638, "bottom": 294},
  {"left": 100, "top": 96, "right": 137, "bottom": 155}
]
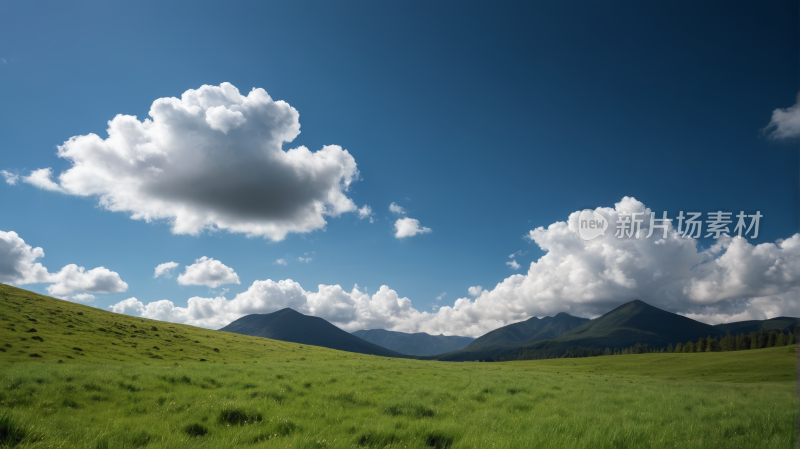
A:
[
  {"left": 0, "top": 284, "right": 352, "bottom": 364},
  {"left": 219, "top": 309, "right": 404, "bottom": 358},
  {"left": 0, "top": 285, "right": 796, "bottom": 449}
]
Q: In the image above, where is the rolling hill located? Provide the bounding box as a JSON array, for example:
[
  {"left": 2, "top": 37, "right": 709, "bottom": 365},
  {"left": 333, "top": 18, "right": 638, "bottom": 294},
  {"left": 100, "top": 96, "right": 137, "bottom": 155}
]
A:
[
  {"left": 0, "top": 285, "right": 795, "bottom": 448},
  {"left": 220, "top": 308, "right": 405, "bottom": 357},
  {"left": 0, "top": 283, "right": 343, "bottom": 364},
  {"left": 351, "top": 329, "right": 474, "bottom": 356}
]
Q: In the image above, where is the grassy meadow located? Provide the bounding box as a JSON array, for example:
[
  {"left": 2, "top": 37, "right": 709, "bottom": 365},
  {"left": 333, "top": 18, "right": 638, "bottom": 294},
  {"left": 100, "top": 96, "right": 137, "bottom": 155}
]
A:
[{"left": 0, "top": 284, "right": 796, "bottom": 448}]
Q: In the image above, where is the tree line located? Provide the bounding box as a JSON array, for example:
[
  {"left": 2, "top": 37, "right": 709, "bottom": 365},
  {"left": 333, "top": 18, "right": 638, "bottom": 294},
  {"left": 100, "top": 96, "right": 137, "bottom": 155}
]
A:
[{"left": 493, "top": 327, "right": 797, "bottom": 362}]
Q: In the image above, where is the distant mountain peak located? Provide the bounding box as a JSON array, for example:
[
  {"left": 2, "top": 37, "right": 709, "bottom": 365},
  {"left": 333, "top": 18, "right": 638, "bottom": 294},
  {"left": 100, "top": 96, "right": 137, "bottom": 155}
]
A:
[
  {"left": 220, "top": 309, "right": 402, "bottom": 358},
  {"left": 351, "top": 329, "right": 475, "bottom": 356}
]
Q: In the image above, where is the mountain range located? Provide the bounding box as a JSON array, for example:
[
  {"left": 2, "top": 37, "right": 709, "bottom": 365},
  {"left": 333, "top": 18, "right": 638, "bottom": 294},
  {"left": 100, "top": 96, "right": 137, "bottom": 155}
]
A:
[
  {"left": 351, "top": 329, "right": 474, "bottom": 356},
  {"left": 219, "top": 300, "right": 800, "bottom": 362},
  {"left": 435, "top": 300, "right": 799, "bottom": 361}
]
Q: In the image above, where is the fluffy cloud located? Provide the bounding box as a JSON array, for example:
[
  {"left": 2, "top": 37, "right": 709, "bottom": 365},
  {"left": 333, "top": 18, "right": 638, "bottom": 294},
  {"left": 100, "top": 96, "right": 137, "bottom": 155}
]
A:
[
  {"left": 23, "top": 168, "right": 63, "bottom": 192},
  {"left": 1, "top": 170, "right": 18, "bottom": 185},
  {"left": 46, "top": 265, "right": 128, "bottom": 297},
  {"left": 0, "top": 229, "right": 127, "bottom": 299},
  {"left": 358, "top": 205, "right": 374, "bottom": 223},
  {"left": 436, "top": 292, "right": 446, "bottom": 301},
  {"left": 154, "top": 261, "right": 179, "bottom": 279},
  {"left": 27, "top": 83, "right": 360, "bottom": 241},
  {"left": 389, "top": 202, "right": 407, "bottom": 215},
  {"left": 765, "top": 94, "right": 800, "bottom": 140},
  {"left": 110, "top": 197, "right": 800, "bottom": 336},
  {"left": 0, "top": 230, "right": 51, "bottom": 285},
  {"left": 274, "top": 259, "right": 287, "bottom": 266},
  {"left": 109, "top": 297, "right": 146, "bottom": 315},
  {"left": 394, "top": 217, "right": 432, "bottom": 239},
  {"left": 297, "top": 257, "right": 312, "bottom": 263},
  {"left": 506, "top": 259, "right": 521, "bottom": 270},
  {"left": 177, "top": 257, "right": 240, "bottom": 288}
]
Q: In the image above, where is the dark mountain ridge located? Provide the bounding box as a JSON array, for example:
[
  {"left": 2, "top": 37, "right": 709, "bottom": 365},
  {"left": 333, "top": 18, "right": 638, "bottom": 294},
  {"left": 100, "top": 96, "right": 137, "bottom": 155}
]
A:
[
  {"left": 435, "top": 300, "right": 732, "bottom": 361},
  {"left": 462, "top": 312, "right": 589, "bottom": 352},
  {"left": 714, "top": 317, "right": 800, "bottom": 335},
  {"left": 220, "top": 308, "right": 404, "bottom": 358},
  {"left": 351, "top": 329, "right": 474, "bottom": 356}
]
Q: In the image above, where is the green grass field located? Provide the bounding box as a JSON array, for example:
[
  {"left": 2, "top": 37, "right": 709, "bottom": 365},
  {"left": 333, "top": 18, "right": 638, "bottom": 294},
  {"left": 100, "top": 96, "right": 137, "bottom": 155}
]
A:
[{"left": 0, "top": 285, "right": 796, "bottom": 448}]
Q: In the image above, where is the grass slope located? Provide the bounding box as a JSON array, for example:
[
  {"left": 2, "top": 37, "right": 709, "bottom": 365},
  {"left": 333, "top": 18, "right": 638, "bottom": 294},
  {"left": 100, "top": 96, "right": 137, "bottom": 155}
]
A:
[
  {"left": 0, "top": 285, "right": 796, "bottom": 449},
  {"left": 0, "top": 284, "right": 345, "bottom": 364},
  {"left": 219, "top": 309, "right": 403, "bottom": 358},
  {"left": 350, "top": 329, "right": 474, "bottom": 356}
]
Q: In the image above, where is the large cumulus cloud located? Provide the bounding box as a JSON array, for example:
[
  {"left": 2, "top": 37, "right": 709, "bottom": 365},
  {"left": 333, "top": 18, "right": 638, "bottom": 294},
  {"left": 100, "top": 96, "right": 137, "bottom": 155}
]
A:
[
  {"left": 30, "top": 83, "right": 360, "bottom": 241},
  {"left": 0, "top": 230, "right": 127, "bottom": 300},
  {"left": 112, "top": 197, "right": 800, "bottom": 336}
]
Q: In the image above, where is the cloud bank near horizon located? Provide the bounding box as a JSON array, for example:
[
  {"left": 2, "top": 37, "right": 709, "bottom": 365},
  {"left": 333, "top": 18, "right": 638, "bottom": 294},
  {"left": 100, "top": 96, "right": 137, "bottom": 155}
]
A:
[
  {"left": 19, "top": 83, "right": 361, "bottom": 241},
  {"left": 0, "top": 230, "right": 128, "bottom": 301},
  {"left": 111, "top": 197, "right": 800, "bottom": 337}
]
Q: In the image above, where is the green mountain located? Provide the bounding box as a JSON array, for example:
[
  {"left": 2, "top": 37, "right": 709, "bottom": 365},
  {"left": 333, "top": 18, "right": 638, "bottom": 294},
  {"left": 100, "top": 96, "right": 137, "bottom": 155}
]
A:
[
  {"left": 549, "top": 300, "right": 727, "bottom": 347},
  {"left": 462, "top": 312, "right": 589, "bottom": 352},
  {"left": 436, "top": 300, "right": 729, "bottom": 361},
  {"left": 220, "top": 309, "right": 404, "bottom": 358},
  {"left": 351, "top": 329, "right": 474, "bottom": 356},
  {"left": 714, "top": 317, "right": 800, "bottom": 335}
]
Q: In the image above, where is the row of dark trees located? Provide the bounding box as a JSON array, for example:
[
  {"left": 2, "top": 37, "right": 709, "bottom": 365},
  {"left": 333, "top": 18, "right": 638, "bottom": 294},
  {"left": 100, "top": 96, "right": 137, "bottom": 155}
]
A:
[
  {"left": 667, "top": 328, "right": 795, "bottom": 354},
  {"left": 495, "top": 327, "right": 797, "bottom": 362}
]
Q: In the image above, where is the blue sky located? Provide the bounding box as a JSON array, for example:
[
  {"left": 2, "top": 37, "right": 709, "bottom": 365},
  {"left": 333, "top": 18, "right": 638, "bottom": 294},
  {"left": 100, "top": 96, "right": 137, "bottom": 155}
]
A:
[{"left": 1, "top": 1, "right": 799, "bottom": 336}]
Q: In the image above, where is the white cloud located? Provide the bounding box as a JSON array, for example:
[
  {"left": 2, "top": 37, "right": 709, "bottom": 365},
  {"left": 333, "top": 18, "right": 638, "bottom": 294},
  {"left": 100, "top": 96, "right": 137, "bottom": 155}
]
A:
[
  {"left": 389, "top": 202, "right": 407, "bottom": 215},
  {"left": 177, "top": 256, "right": 240, "bottom": 288},
  {"left": 436, "top": 292, "right": 446, "bottom": 301},
  {"left": 358, "top": 205, "right": 373, "bottom": 223},
  {"left": 394, "top": 217, "right": 432, "bottom": 239},
  {"left": 0, "top": 229, "right": 127, "bottom": 299},
  {"left": 765, "top": 94, "right": 800, "bottom": 140},
  {"left": 274, "top": 259, "right": 287, "bottom": 266},
  {"left": 1, "top": 170, "right": 18, "bottom": 185},
  {"left": 70, "top": 293, "right": 96, "bottom": 303},
  {"left": 27, "top": 83, "right": 360, "bottom": 241},
  {"left": 109, "top": 297, "right": 145, "bottom": 315},
  {"left": 506, "top": 259, "right": 521, "bottom": 270},
  {"left": 297, "top": 257, "right": 312, "bottom": 263},
  {"left": 23, "top": 168, "right": 64, "bottom": 192},
  {"left": 46, "top": 264, "right": 128, "bottom": 297},
  {"left": 0, "top": 230, "right": 51, "bottom": 285},
  {"left": 109, "top": 197, "right": 800, "bottom": 337},
  {"left": 153, "top": 261, "right": 179, "bottom": 279}
]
